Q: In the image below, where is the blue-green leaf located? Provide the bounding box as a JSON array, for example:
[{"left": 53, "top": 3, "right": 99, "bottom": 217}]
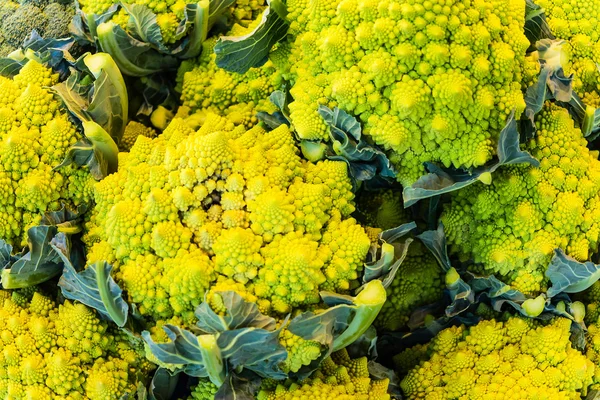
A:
[
  {"left": 367, "top": 361, "right": 402, "bottom": 397},
  {"left": 148, "top": 368, "right": 180, "bottom": 400},
  {"left": 318, "top": 105, "right": 396, "bottom": 189},
  {"left": 0, "top": 226, "right": 63, "bottom": 289},
  {"left": 403, "top": 112, "right": 539, "bottom": 207},
  {"left": 143, "top": 291, "right": 288, "bottom": 383},
  {"left": 524, "top": 0, "right": 554, "bottom": 48},
  {"left": 215, "top": 0, "right": 289, "bottom": 74},
  {"left": 217, "top": 327, "right": 287, "bottom": 379},
  {"left": 56, "top": 258, "right": 129, "bottom": 327},
  {"left": 142, "top": 325, "right": 209, "bottom": 377},
  {"left": 363, "top": 222, "right": 416, "bottom": 284},
  {"left": 416, "top": 223, "right": 452, "bottom": 272},
  {"left": 257, "top": 89, "right": 291, "bottom": 129},
  {"left": 194, "top": 291, "right": 276, "bottom": 334},
  {"left": 546, "top": 249, "right": 600, "bottom": 297}
]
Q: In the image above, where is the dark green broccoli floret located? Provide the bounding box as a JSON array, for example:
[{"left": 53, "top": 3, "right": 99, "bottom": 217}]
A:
[
  {"left": 43, "top": 3, "right": 75, "bottom": 39},
  {"left": 0, "top": 1, "right": 75, "bottom": 57},
  {"left": 1, "top": 5, "right": 48, "bottom": 47}
]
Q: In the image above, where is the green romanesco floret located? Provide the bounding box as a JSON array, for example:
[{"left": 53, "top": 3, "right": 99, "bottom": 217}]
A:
[
  {"left": 86, "top": 113, "right": 369, "bottom": 326},
  {"left": 180, "top": 30, "right": 281, "bottom": 128},
  {"left": 276, "top": 0, "right": 529, "bottom": 186},
  {"left": 187, "top": 378, "right": 219, "bottom": 399},
  {"left": 120, "top": 121, "right": 158, "bottom": 152},
  {"left": 0, "top": 289, "right": 154, "bottom": 399},
  {"left": 257, "top": 348, "right": 391, "bottom": 400},
  {"left": 0, "top": 59, "right": 94, "bottom": 248},
  {"left": 375, "top": 241, "right": 443, "bottom": 331},
  {"left": 400, "top": 316, "right": 595, "bottom": 399},
  {"left": 0, "top": 1, "right": 75, "bottom": 57},
  {"left": 441, "top": 103, "right": 600, "bottom": 294}
]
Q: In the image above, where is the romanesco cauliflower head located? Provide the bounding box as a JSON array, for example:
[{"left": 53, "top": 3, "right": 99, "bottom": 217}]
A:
[
  {"left": 441, "top": 103, "right": 600, "bottom": 293},
  {"left": 0, "top": 288, "right": 153, "bottom": 399},
  {"left": 400, "top": 316, "right": 595, "bottom": 399},
  {"left": 280, "top": 0, "right": 529, "bottom": 185},
  {"left": 180, "top": 32, "right": 281, "bottom": 127},
  {"left": 119, "top": 121, "right": 158, "bottom": 152},
  {"left": 257, "top": 348, "right": 390, "bottom": 400},
  {"left": 0, "top": 60, "right": 94, "bottom": 248},
  {"left": 87, "top": 113, "right": 370, "bottom": 325}
]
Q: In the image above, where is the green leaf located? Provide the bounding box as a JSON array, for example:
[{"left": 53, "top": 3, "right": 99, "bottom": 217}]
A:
[
  {"left": 143, "top": 291, "right": 288, "bottom": 384},
  {"left": 148, "top": 368, "right": 180, "bottom": 400},
  {"left": 215, "top": 371, "right": 262, "bottom": 400},
  {"left": 318, "top": 105, "right": 396, "bottom": 190},
  {"left": 289, "top": 280, "right": 386, "bottom": 376},
  {"left": 121, "top": 3, "right": 165, "bottom": 49},
  {"left": 362, "top": 222, "right": 416, "bottom": 284},
  {"left": 215, "top": 0, "right": 289, "bottom": 74},
  {"left": 0, "top": 58, "right": 24, "bottom": 77},
  {"left": 524, "top": 0, "right": 554, "bottom": 48},
  {"left": 417, "top": 224, "right": 474, "bottom": 316},
  {"left": 194, "top": 291, "right": 277, "bottom": 333},
  {"left": 403, "top": 112, "right": 539, "bottom": 207},
  {"left": 56, "top": 137, "right": 109, "bottom": 180},
  {"left": 96, "top": 22, "right": 179, "bottom": 77},
  {"left": 367, "top": 361, "right": 402, "bottom": 397},
  {"left": 56, "top": 258, "right": 129, "bottom": 327},
  {"left": 0, "top": 226, "right": 64, "bottom": 289},
  {"left": 546, "top": 249, "right": 600, "bottom": 297}
]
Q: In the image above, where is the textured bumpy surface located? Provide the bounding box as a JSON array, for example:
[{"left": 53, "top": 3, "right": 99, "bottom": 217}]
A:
[
  {"left": 0, "top": 60, "right": 94, "bottom": 247},
  {"left": 85, "top": 112, "right": 374, "bottom": 374},
  {"left": 0, "top": 289, "right": 152, "bottom": 398},
  {"left": 400, "top": 316, "right": 595, "bottom": 399},
  {"left": 441, "top": 104, "right": 600, "bottom": 294},
  {"left": 278, "top": 0, "right": 529, "bottom": 185}
]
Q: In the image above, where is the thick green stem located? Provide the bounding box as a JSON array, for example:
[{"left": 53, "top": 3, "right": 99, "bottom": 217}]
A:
[
  {"left": 197, "top": 335, "right": 226, "bottom": 387},
  {"left": 180, "top": 0, "right": 210, "bottom": 59},
  {"left": 83, "top": 52, "right": 129, "bottom": 128},
  {"left": 94, "top": 261, "right": 127, "bottom": 327},
  {"left": 96, "top": 22, "right": 164, "bottom": 77},
  {"left": 82, "top": 120, "right": 119, "bottom": 174},
  {"left": 1, "top": 267, "right": 62, "bottom": 289},
  {"left": 332, "top": 280, "right": 386, "bottom": 352}
]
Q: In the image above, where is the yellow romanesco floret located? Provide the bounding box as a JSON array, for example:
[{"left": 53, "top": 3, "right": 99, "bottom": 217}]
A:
[
  {"left": 87, "top": 112, "right": 369, "bottom": 328},
  {"left": 257, "top": 348, "right": 390, "bottom": 400},
  {"left": 180, "top": 29, "right": 283, "bottom": 127},
  {"left": 0, "top": 59, "right": 94, "bottom": 248},
  {"left": 400, "top": 316, "right": 595, "bottom": 399},
  {"left": 0, "top": 289, "right": 152, "bottom": 399},
  {"left": 441, "top": 103, "right": 600, "bottom": 293}
]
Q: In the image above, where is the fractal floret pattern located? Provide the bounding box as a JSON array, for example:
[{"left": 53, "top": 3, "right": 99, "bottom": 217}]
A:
[
  {"left": 282, "top": 0, "right": 529, "bottom": 185},
  {"left": 0, "top": 59, "right": 94, "bottom": 247},
  {"left": 401, "top": 316, "right": 595, "bottom": 399},
  {"left": 441, "top": 104, "right": 600, "bottom": 293}
]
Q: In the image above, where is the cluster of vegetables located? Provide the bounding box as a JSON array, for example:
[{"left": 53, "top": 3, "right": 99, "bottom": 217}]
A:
[{"left": 3, "top": 0, "right": 600, "bottom": 398}]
